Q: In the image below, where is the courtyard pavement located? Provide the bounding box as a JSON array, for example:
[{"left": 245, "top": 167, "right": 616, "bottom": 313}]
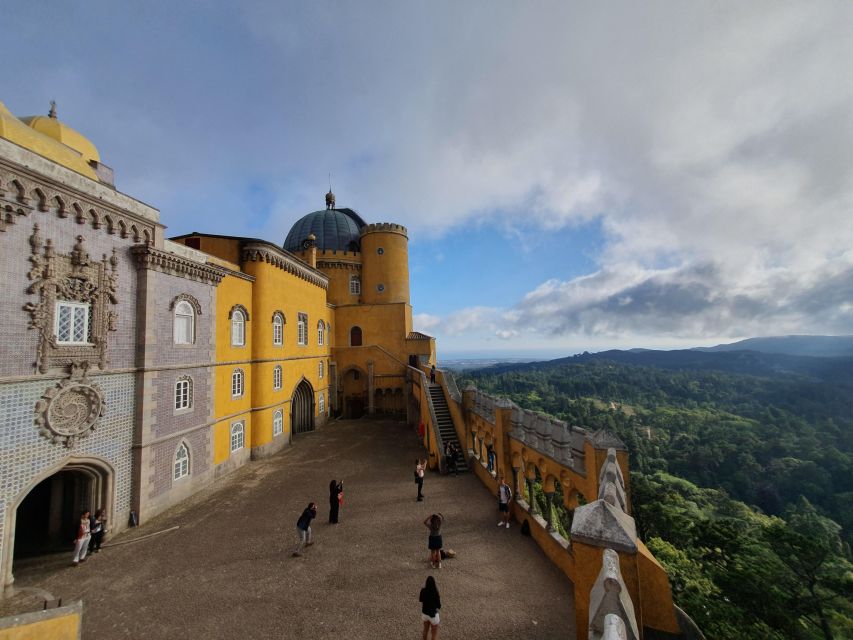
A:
[{"left": 8, "top": 418, "right": 575, "bottom": 639}]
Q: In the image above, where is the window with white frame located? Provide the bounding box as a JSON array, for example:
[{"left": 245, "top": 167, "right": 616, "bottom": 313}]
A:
[
  {"left": 349, "top": 275, "right": 361, "bottom": 295},
  {"left": 174, "top": 443, "right": 190, "bottom": 479},
  {"left": 319, "top": 361, "right": 324, "bottom": 379},
  {"left": 231, "top": 309, "right": 245, "bottom": 346},
  {"left": 317, "top": 320, "right": 325, "bottom": 345},
  {"left": 273, "top": 409, "right": 283, "bottom": 436},
  {"left": 273, "top": 365, "right": 282, "bottom": 390},
  {"left": 230, "top": 421, "right": 245, "bottom": 452},
  {"left": 174, "top": 376, "right": 193, "bottom": 411},
  {"left": 231, "top": 369, "right": 245, "bottom": 397},
  {"left": 54, "top": 301, "right": 91, "bottom": 344},
  {"left": 272, "top": 313, "right": 284, "bottom": 346},
  {"left": 319, "top": 393, "right": 325, "bottom": 414},
  {"left": 174, "top": 300, "right": 195, "bottom": 345},
  {"left": 297, "top": 313, "right": 308, "bottom": 346}
]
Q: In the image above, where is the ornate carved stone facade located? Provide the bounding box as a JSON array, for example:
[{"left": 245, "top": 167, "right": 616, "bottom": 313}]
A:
[
  {"left": 33, "top": 364, "right": 105, "bottom": 448},
  {"left": 24, "top": 225, "right": 119, "bottom": 373}
]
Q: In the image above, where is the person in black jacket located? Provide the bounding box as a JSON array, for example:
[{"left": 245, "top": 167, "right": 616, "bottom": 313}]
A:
[
  {"left": 292, "top": 502, "right": 317, "bottom": 557},
  {"left": 419, "top": 575, "right": 441, "bottom": 639},
  {"left": 329, "top": 479, "right": 343, "bottom": 524}
]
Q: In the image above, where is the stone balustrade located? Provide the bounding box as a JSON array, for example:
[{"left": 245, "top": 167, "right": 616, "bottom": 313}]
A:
[{"left": 588, "top": 549, "right": 639, "bottom": 640}]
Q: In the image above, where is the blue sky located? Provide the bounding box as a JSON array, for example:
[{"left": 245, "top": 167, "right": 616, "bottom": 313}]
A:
[{"left": 4, "top": 2, "right": 853, "bottom": 358}]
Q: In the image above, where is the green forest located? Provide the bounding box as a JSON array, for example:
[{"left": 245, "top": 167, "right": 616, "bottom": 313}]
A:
[{"left": 463, "top": 355, "right": 853, "bottom": 639}]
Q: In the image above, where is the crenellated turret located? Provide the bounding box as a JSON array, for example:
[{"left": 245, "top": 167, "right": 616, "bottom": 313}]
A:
[{"left": 359, "top": 222, "right": 410, "bottom": 305}]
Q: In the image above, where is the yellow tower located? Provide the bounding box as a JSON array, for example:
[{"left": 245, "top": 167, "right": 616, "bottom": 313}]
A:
[{"left": 359, "top": 223, "right": 410, "bottom": 305}]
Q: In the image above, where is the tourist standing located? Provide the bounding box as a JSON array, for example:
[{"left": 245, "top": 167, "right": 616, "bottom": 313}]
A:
[
  {"left": 444, "top": 442, "right": 456, "bottom": 476},
  {"left": 430, "top": 365, "right": 436, "bottom": 383},
  {"left": 88, "top": 508, "right": 106, "bottom": 553},
  {"left": 329, "top": 480, "right": 343, "bottom": 524},
  {"left": 415, "top": 459, "right": 425, "bottom": 501},
  {"left": 497, "top": 477, "right": 513, "bottom": 528},
  {"left": 424, "top": 513, "right": 444, "bottom": 569},
  {"left": 72, "top": 510, "right": 91, "bottom": 566},
  {"left": 292, "top": 502, "right": 317, "bottom": 557},
  {"left": 419, "top": 576, "right": 441, "bottom": 640}
]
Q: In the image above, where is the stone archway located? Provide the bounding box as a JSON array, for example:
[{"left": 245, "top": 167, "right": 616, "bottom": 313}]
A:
[
  {"left": 339, "top": 365, "right": 368, "bottom": 419},
  {"left": 291, "top": 378, "right": 315, "bottom": 435},
  {"left": 4, "top": 456, "right": 114, "bottom": 588}
]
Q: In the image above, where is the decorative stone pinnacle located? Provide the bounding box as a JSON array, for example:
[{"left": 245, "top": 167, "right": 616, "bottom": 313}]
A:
[{"left": 49, "top": 100, "right": 57, "bottom": 119}]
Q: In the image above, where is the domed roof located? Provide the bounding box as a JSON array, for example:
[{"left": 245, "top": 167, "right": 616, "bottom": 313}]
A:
[
  {"left": 284, "top": 207, "right": 367, "bottom": 253},
  {"left": 0, "top": 102, "right": 99, "bottom": 180},
  {"left": 20, "top": 102, "right": 100, "bottom": 163}
]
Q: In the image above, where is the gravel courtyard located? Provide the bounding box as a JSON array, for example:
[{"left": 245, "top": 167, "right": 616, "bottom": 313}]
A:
[{"left": 8, "top": 418, "right": 575, "bottom": 639}]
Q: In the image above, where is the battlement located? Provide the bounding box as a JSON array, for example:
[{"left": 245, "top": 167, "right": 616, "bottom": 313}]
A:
[{"left": 360, "top": 222, "right": 408, "bottom": 237}]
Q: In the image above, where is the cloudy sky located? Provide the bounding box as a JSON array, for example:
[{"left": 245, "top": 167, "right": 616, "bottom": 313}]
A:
[{"left": 5, "top": 2, "right": 852, "bottom": 358}]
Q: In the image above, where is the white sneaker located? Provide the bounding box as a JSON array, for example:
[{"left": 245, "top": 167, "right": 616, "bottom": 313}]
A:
[
  {"left": 497, "top": 521, "right": 504, "bottom": 527},
  {"left": 505, "top": 522, "right": 511, "bottom": 528}
]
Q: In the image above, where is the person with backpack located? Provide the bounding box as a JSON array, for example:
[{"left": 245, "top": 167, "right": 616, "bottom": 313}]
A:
[{"left": 497, "top": 477, "right": 513, "bottom": 528}]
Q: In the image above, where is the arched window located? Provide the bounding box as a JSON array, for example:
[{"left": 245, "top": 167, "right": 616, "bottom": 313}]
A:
[
  {"left": 174, "top": 442, "right": 190, "bottom": 479},
  {"left": 297, "top": 313, "right": 308, "bottom": 346},
  {"left": 273, "top": 365, "right": 282, "bottom": 391},
  {"left": 317, "top": 320, "right": 325, "bottom": 346},
  {"left": 273, "top": 409, "right": 283, "bottom": 436},
  {"left": 231, "top": 369, "right": 245, "bottom": 398},
  {"left": 319, "top": 393, "right": 325, "bottom": 414},
  {"left": 319, "top": 361, "right": 324, "bottom": 379},
  {"left": 272, "top": 313, "right": 284, "bottom": 346},
  {"left": 349, "top": 275, "right": 361, "bottom": 295},
  {"left": 230, "top": 421, "right": 245, "bottom": 452},
  {"left": 174, "top": 301, "right": 195, "bottom": 345},
  {"left": 231, "top": 309, "right": 245, "bottom": 346},
  {"left": 350, "top": 326, "right": 363, "bottom": 347},
  {"left": 175, "top": 376, "right": 193, "bottom": 411}
]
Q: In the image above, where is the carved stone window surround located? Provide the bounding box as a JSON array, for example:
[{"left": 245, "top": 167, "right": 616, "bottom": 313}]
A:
[{"left": 24, "top": 225, "right": 119, "bottom": 373}]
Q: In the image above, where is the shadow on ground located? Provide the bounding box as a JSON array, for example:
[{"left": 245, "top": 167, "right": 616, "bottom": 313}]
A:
[{"left": 8, "top": 419, "right": 575, "bottom": 639}]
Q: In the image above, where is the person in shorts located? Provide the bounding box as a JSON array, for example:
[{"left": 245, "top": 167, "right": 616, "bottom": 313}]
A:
[
  {"left": 419, "top": 575, "right": 441, "bottom": 639},
  {"left": 424, "top": 512, "right": 444, "bottom": 569},
  {"left": 497, "top": 477, "right": 513, "bottom": 528}
]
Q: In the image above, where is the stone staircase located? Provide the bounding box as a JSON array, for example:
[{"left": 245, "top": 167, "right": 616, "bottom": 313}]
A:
[{"left": 428, "top": 383, "right": 468, "bottom": 473}]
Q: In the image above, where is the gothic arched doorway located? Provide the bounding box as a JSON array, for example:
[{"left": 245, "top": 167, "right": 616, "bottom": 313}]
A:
[
  {"left": 5, "top": 458, "right": 113, "bottom": 585},
  {"left": 291, "top": 378, "right": 315, "bottom": 435}
]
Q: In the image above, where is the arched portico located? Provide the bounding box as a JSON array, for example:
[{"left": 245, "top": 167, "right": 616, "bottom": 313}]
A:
[{"left": 3, "top": 456, "right": 114, "bottom": 588}]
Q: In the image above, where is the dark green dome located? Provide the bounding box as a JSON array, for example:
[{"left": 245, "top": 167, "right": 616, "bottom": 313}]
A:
[{"left": 283, "top": 208, "right": 367, "bottom": 253}]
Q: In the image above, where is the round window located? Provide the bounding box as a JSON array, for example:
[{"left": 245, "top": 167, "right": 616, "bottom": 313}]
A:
[
  {"left": 377, "top": 283, "right": 385, "bottom": 292},
  {"left": 377, "top": 247, "right": 384, "bottom": 255}
]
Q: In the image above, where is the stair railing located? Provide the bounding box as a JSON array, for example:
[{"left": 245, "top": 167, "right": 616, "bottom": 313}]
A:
[{"left": 408, "top": 365, "right": 446, "bottom": 474}]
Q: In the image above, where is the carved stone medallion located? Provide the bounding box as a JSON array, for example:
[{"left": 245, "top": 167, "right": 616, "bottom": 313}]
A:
[{"left": 34, "top": 367, "right": 105, "bottom": 447}]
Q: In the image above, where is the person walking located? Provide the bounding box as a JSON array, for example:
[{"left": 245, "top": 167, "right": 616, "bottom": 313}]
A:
[
  {"left": 424, "top": 513, "right": 444, "bottom": 569},
  {"left": 88, "top": 508, "right": 106, "bottom": 554},
  {"left": 72, "top": 510, "right": 91, "bottom": 566},
  {"left": 329, "top": 480, "right": 343, "bottom": 524},
  {"left": 419, "top": 576, "right": 441, "bottom": 640},
  {"left": 497, "top": 476, "right": 513, "bottom": 528},
  {"left": 292, "top": 502, "right": 317, "bottom": 557},
  {"left": 415, "top": 459, "right": 425, "bottom": 501},
  {"left": 444, "top": 442, "right": 456, "bottom": 476}
]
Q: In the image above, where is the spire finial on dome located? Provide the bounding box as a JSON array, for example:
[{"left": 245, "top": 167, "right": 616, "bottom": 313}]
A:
[
  {"left": 48, "top": 100, "right": 57, "bottom": 119},
  {"left": 325, "top": 174, "right": 335, "bottom": 210}
]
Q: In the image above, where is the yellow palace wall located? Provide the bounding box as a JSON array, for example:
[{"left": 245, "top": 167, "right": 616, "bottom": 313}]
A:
[
  {"left": 213, "top": 272, "right": 254, "bottom": 470},
  {"left": 243, "top": 259, "right": 332, "bottom": 452}
]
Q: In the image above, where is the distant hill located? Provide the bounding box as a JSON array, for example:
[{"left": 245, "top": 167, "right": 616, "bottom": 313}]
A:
[
  {"left": 695, "top": 334, "right": 853, "bottom": 357},
  {"left": 480, "top": 348, "right": 853, "bottom": 387}
]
